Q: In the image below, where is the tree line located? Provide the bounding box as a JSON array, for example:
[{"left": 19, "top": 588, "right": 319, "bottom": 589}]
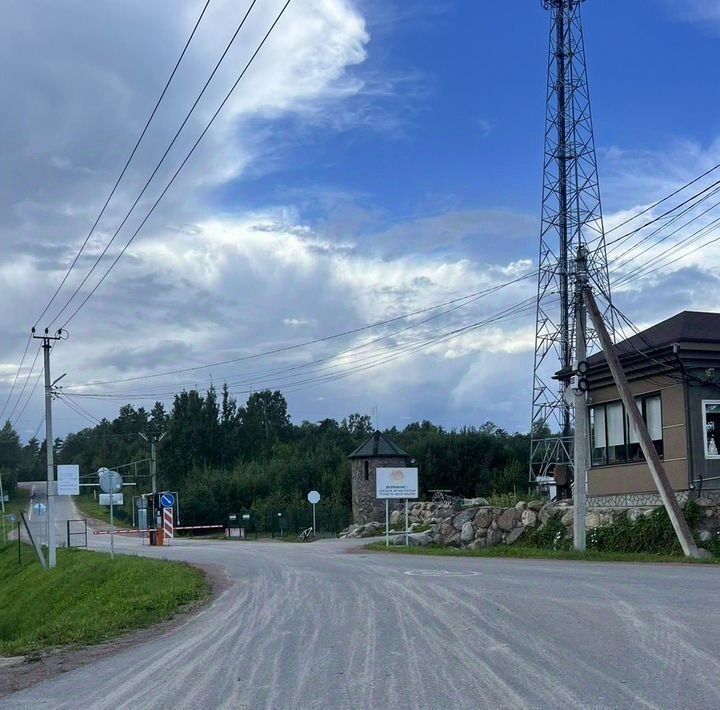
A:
[{"left": 1, "top": 386, "right": 530, "bottom": 529}]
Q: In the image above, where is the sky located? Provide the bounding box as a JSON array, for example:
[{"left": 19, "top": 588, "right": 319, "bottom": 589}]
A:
[{"left": 2, "top": 0, "right": 720, "bottom": 440}]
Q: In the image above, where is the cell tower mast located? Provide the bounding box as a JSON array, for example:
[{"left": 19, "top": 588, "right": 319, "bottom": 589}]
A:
[{"left": 530, "top": 0, "right": 614, "bottom": 492}]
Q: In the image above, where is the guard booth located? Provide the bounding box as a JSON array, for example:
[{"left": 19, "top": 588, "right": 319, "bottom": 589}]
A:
[{"left": 226, "top": 512, "right": 254, "bottom": 539}]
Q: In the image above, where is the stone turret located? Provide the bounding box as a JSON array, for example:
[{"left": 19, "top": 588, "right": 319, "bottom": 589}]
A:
[{"left": 348, "top": 430, "right": 410, "bottom": 524}]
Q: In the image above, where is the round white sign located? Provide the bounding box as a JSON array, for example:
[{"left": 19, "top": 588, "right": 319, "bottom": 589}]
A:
[
  {"left": 307, "top": 490, "right": 321, "bottom": 505},
  {"left": 98, "top": 468, "right": 123, "bottom": 494}
]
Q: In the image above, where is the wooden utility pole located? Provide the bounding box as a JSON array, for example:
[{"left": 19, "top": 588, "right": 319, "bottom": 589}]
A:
[{"left": 583, "top": 289, "right": 705, "bottom": 559}]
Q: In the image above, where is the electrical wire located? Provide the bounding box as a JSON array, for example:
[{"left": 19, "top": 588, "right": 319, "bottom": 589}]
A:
[
  {"left": 50, "top": 0, "right": 288, "bottom": 330},
  {"left": 0, "top": 334, "right": 32, "bottom": 422},
  {"left": 34, "top": 0, "right": 213, "bottom": 328},
  {"left": 63, "top": 269, "right": 537, "bottom": 390},
  {"left": 6, "top": 345, "right": 42, "bottom": 423}
]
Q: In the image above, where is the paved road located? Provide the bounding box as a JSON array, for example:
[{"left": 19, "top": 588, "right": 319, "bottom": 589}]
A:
[{"left": 5, "top": 509, "right": 720, "bottom": 709}]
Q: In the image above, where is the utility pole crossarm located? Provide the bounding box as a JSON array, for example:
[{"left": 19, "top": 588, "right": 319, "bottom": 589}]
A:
[{"left": 583, "top": 288, "right": 703, "bottom": 559}]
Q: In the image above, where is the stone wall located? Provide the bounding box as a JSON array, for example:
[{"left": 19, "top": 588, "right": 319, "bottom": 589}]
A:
[{"left": 343, "top": 497, "right": 720, "bottom": 549}]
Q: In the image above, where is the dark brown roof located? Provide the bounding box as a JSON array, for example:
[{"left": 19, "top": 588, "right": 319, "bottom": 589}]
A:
[
  {"left": 588, "top": 311, "right": 720, "bottom": 365},
  {"left": 348, "top": 430, "right": 409, "bottom": 459}
]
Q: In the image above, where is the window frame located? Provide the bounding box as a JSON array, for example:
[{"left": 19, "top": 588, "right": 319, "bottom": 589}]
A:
[
  {"left": 702, "top": 399, "right": 720, "bottom": 460},
  {"left": 590, "top": 392, "right": 663, "bottom": 467}
]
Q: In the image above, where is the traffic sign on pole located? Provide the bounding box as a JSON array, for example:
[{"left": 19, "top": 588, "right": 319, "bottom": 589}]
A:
[{"left": 160, "top": 492, "right": 175, "bottom": 508}]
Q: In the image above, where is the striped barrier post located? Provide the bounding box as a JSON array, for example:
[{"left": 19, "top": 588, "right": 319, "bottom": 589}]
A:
[{"left": 163, "top": 507, "right": 174, "bottom": 544}]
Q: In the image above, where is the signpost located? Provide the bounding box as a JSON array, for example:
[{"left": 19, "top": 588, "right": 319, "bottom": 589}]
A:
[
  {"left": 307, "top": 490, "right": 320, "bottom": 534},
  {"left": 98, "top": 467, "right": 123, "bottom": 560},
  {"left": 160, "top": 492, "right": 175, "bottom": 509},
  {"left": 57, "top": 464, "right": 80, "bottom": 496},
  {"left": 376, "top": 468, "right": 419, "bottom": 547}
]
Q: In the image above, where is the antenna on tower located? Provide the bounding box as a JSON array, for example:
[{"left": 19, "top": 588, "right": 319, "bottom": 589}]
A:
[{"left": 530, "top": 0, "right": 614, "bottom": 497}]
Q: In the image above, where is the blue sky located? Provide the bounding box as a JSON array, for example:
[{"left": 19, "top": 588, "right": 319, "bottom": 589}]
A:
[{"left": 2, "top": 0, "right": 720, "bottom": 438}]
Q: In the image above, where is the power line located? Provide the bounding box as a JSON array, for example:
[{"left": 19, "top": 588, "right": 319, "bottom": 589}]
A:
[
  {"left": 0, "top": 334, "right": 32, "bottom": 422},
  {"left": 602, "top": 161, "right": 720, "bottom": 237},
  {"left": 6, "top": 345, "right": 42, "bottom": 423},
  {"left": 48, "top": 0, "right": 268, "bottom": 330},
  {"left": 63, "top": 270, "right": 537, "bottom": 390},
  {"left": 34, "top": 0, "right": 213, "bottom": 328},
  {"left": 69, "top": 294, "right": 550, "bottom": 401}
]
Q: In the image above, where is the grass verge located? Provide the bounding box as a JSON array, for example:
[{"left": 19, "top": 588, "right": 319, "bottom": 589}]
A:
[
  {"left": 2, "top": 487, "right": 30, "bottom": 519},
  {"left": 0, "top": 543, "right": 208, "bottom": 657},
  {"left": 365, "top": 542, "right": 720, "bottom": 564}
]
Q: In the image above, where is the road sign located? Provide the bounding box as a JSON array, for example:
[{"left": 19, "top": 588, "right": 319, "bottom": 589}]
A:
[
  {"left": 135, "top": 497, "right": 148, "bottom": 510},
  {"left": 160, "top": 492, "right": 175, "bottom": 508},
  {"left": 376, "top": 468, "right": 419, "bottom": 499},
  {"left": 1, "top": 494, "right": 8, "bottom": 503},
  {"left": 98, "top": 468, "right": 123, "bottom": 494},
  {"left": 57, "top": 464, "right": 80, "bottom": 496},
  {"left": 307, "top": 490, "right": 321, "bottom": 504},
  {"left": 99, "top": 493, "right": 123, "bottom": 505}
]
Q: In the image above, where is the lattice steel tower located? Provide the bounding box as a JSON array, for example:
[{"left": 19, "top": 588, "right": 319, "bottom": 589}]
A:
[{"left": 530, "top": 0, "right": 614, "bottom": 489}]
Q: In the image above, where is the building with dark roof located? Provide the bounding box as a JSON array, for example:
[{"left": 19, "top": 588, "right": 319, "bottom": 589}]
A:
[
  {"left": 583, "top": 310, "right": 720, "bottom": 505},
  {"left": 348, "top": 431, "right": 410, "bottom": 523}
]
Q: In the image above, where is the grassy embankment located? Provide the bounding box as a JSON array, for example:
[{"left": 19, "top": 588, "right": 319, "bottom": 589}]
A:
[
  {"left": 365, "top": 542, "right": 720, "bottom": 564},
  {"left": 0, "top": 543, "right": 208, "bottom": 657}
]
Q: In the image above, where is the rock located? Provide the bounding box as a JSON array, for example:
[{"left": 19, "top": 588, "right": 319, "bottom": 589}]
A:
[
  {"left": 440, "top": 523, "right": 455, "bottom": 538},
  {"left": 475, "top": 527, "right": 487, "bottom": 539},
  {"left": 467, "top": 538, "right": 486, "bottom": 550},
  {"left": 453, "top": 509, "right": 476, "bottom": 530},
  {"left": 473, "top": 508, "right": 494, "bottom": 529},
  {"left": 706, "top": 509, "right": 715, "bottom": 518},
  {"left": 515, "top": 501, "right": 527, "bottom": 511},
  {"left": 521, "top": 509, "right": 538, "bottom": 527},
  {"left": 586, "top": 512, "right": 601, "bottom": 529},
  {"left": 389, "top": 510, "right": 402, "bottom": 526},
  {"left": 527, "top": 500, "right": 544, "bottom": 512},
  {"left": 497, "top": 508, "right": 521, "bottom": 532},
  {"left": 695, "top": 497, "right": 715, "bottom": 508},
  {"left": 363, "top": 523, "right": 379, "bottom": 537},
  {"left": 627, "top": 508, "right": 643, "bottom": 523},
  {"left": 445, "top": 531, "right": 461, "bottom": 547},
  {"left": 460, "top": 521, "right": 475, "bottom": 543},
  {"left": 505, "top": 526, "right": 526, "bottom": 545},
  {"left": 486, "top": 527, "right": 503, "bottom": 547},
  {"left": 408, "top": 533, "right": 430, "bottom": 547},
  {"left": 539, "top": 503, "right": 557, "bottom": 524},
  {"left": 643, "top": 508, "right": 655, "bottom": 518},
  {"left": 560, "top": 509, "right": 574, "bottom": 527},
  {"left": 699, "top": 530, "right": 713, "bottom": 543},
  {"left": 462, "top": 497, "right": 489, "bottom": 508}
]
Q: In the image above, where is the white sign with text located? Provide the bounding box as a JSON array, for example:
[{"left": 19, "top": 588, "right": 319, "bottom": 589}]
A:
[
  {"left": 57, "top": 464, "right": 80, "bottom": 496},
  {"left": 376, "top": 467, "right": 419, "bottom": 499}
]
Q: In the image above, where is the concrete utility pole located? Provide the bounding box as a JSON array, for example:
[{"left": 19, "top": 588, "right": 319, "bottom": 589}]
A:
[
  {"left": 34, "top": 327, "right": 63, "bottom": 569},
  {"left": 583, "top": 289, "right": 704, "bottom": 559},
  {"left": 140, "top": 432, "right": 166, "bottom": 494},
  {"left": 573, "top": 247, "right": 589, "bottom": 552}
]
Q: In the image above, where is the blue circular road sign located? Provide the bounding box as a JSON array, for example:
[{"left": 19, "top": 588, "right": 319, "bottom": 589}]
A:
[{"left": 160, "top": 493, "right": 175, "bottom": 508}]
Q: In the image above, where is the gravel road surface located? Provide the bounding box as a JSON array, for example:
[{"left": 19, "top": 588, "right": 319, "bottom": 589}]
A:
[{"left": 4, "top": 497, "right": 720, "bottom": 709}]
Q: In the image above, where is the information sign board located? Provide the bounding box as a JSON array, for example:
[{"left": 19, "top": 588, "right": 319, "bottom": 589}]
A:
[
  {"left": 57, "top": 464, "right": 80, "bottom": 496},
  {"left": 376, "top": 468, "right": 419, "bottom": 500},
  {"left": 99, "top": 493, "right": 124, "bottom": 506}
]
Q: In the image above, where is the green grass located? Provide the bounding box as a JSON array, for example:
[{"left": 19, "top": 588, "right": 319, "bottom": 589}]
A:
[
  {"left": 365, "top": 542, "right": 720, "bottom": 564},
  {"left": 2, "top": 487, "right": 30, "bottom": 519},
  {"left": 73, "top": 494, "right": 135, "bottom": 528},
  {"left": 0, "top": 543, "right": 208, "bottom": 656}
]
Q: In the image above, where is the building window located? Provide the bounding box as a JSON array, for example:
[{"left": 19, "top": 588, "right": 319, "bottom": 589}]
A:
[
  {"left": 702, "top": 400, "right": 720, "bottom": 459},
  {"left": 363, "top": 461, "right": 369, "bottom": 481},
  {"left": 591, "top": 393, "right": 663, "bottom": 466}
]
